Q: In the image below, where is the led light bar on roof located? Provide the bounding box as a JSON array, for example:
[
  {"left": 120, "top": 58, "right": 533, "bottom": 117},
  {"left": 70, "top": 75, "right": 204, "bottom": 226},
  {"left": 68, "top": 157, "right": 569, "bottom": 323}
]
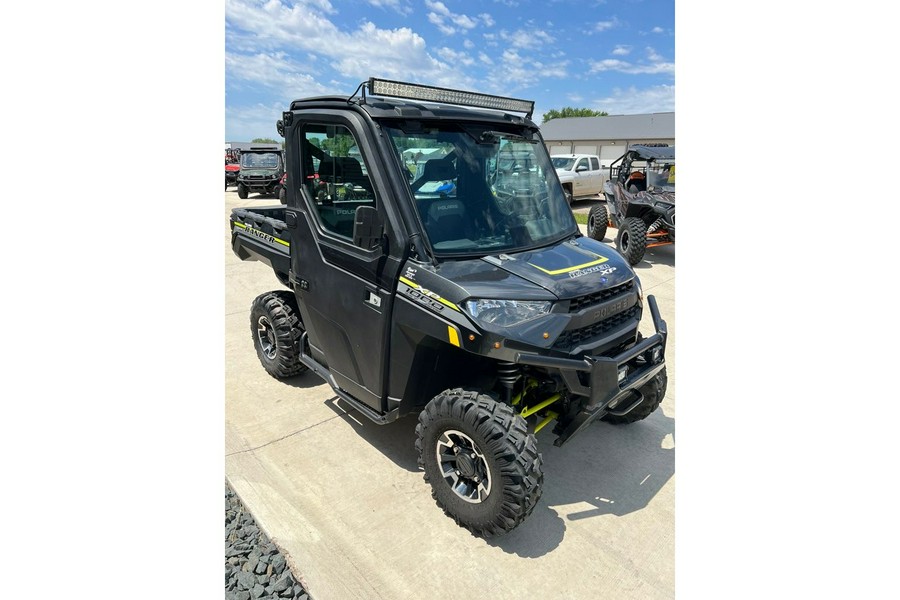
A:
[{"left": 367, "top": 77, "right": 534, "bottom": 118}]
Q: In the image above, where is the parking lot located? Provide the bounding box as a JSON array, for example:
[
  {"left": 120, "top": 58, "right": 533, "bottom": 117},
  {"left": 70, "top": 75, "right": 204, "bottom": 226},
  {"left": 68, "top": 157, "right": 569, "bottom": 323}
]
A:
[{"left": 225, "top": 189, "right": 676, "bottom": 599}]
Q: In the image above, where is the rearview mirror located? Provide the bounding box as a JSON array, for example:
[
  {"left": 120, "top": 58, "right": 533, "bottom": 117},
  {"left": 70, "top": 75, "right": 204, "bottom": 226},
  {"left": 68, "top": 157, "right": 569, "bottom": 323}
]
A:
[{"left": 353, "top": 206, "right": 385, "bottom": 252}]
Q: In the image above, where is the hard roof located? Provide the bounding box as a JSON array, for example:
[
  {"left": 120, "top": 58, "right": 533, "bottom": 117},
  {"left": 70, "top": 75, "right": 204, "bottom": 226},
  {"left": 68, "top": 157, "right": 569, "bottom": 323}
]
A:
[{"left": 629, "top": 145, "right": 675, "bottom": 160}]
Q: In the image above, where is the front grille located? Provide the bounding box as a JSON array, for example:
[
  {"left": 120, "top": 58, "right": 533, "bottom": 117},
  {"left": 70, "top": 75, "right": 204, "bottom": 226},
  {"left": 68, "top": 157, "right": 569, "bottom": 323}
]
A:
[
  {"left": 553, "top": 305, "right": 640, "bottom": 351},
  {"left": 568, "top": 281, "right": 634, "bottom": 313}
]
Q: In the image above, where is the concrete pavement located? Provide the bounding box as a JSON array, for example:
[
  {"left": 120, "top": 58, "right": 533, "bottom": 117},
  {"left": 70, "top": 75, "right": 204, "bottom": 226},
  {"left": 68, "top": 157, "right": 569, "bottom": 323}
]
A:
[{"left": 225, "top": 190, "right": 676, "bottom": 599}]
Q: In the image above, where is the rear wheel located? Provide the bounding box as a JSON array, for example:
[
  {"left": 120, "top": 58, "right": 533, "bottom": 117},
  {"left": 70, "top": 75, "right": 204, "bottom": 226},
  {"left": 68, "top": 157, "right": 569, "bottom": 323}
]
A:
[
  {"left": 587, "top": 204, "right": 609, "bottom": 241},
  {"left": 237, "top": 184, "right": 249, "bottom": 199},
  {"left": 278, "top": 186, "right": 286, "bottom": 204},
  {"left": 416, "top": 389, "right": 543, "bottom": 537},
  {"left": 601, "top": 368, "right": 667, "bottom": 424},
  {"left": 616, "top": 217, "right": 647, "bottom": 265},
  {"left": 249, "top": 291, "right": 307, "bottom": 379}
]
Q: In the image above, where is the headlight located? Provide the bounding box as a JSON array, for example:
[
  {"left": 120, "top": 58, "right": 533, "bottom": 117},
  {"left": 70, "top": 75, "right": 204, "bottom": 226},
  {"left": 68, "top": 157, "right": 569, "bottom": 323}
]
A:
[{"left": 464, "top": 299, "right": 551, "bottom": 327}]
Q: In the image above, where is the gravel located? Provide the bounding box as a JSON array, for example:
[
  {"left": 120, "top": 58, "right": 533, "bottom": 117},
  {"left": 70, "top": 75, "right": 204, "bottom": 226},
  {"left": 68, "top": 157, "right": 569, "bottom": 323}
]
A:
[{"left": 226, "top": 483, "right": 311, "bottom": 600}]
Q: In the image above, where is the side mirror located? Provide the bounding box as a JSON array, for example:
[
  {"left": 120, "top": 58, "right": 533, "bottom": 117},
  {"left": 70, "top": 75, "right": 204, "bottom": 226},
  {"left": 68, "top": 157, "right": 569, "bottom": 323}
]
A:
[
  {"left": 576, "top": 165, "right": 588, "bottom": 172},
  {"left": 353, "top": 206, "right": 385, "bottom": 252},
  {"left": 276, "top": 120, "right": 284, "bottom": 137}
]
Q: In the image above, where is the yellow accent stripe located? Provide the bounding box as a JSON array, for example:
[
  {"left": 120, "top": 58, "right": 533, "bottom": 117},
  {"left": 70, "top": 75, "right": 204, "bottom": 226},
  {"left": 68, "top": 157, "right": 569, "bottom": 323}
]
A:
[
  {"left": 447, "top": 326, "right": 460, "bottom": 347},
  {"left": 233, "top": 222, "right": 290, "bottom": 247},
  {"left": 399, "top": 277, "right": 461, "bottom": 312},
  {"left": 528, "top": 255, "right": 607, "bottom": 275}
]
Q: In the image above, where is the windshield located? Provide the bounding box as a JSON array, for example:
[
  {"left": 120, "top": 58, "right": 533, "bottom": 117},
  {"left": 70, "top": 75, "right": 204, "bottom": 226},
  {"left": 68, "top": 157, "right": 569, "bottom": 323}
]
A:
[
  {"left": 240, "top": 152, "right": 281, "bottom": 169},
  {"left": 384, "top": 122, "right": 577, "bottom": 256},
  {"left": 645, "top": 163, "right": 675, "bottom": 191},
  {"left": 551, "top": 157, "right": 576, "bottom": 170}
]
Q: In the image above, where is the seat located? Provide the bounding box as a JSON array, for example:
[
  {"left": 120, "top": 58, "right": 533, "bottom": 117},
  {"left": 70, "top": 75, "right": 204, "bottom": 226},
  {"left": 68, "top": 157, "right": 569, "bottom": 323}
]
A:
[
  {"left": 425, "top": 197, "right": 472, "bottom": 245},
  {"left": 412, "top": 158, "right": 456, "bottom": 193}
]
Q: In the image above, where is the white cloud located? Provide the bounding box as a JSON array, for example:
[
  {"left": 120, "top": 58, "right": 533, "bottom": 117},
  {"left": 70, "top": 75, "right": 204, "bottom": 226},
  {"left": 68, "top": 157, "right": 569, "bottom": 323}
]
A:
[
  {"left": 426, "top": 0, "right": 451, "bottom": 16},
  {"left": 425, "top": 0, "right": 480, "bottom": 35},
  {"left": 499, "top": 28, "right": 555, "bottom": 49},
  {"left": 463, "top": 39, "right": 474, "bottom": 49},
  {"left": 479, "top": 13, "right": 495, "bottom": 27},
  {"left": 588, "top": 56, "right": 674, "bottom": 76},
  {"left": 437, "top": 47, "right": 475, "bottom": 66},
  {"left": 594, "top": 18, "right": 620, "bottom": 32},
  {"left": 612, "top": 45, "right": 632, "bottom": 56},
  {"left": 592, "top": 84, "right": 675, "bottom": 115},
  {"left": 365, "top": 0, "right": 413, "bottom": 15},
  {"left": 225, "top": 0, "right": 463, "bottom": 86},
  {"left": 225, "top": 51, "right": 334, "bottom": 95},
  {"left": 652, "top": 26, "right": 664, "bottom": 34},
  {"left": 646, "top": 47, "right": 664, "bottom": 62}
]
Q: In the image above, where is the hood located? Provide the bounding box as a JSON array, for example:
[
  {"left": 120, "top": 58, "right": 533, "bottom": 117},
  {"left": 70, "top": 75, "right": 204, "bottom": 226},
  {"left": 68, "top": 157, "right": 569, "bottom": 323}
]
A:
[
  {"left": 492, "top": 236, "right": 633, "bottom": 299},
  {"left": 433, "top": 236, "right": 633, "bottom": 302}
]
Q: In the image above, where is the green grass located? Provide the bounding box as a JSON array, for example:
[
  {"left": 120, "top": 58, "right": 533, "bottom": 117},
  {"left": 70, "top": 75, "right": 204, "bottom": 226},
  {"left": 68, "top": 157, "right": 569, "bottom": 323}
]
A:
[{"left": 573, "top": 212, "right": 589, "bottom": 225}]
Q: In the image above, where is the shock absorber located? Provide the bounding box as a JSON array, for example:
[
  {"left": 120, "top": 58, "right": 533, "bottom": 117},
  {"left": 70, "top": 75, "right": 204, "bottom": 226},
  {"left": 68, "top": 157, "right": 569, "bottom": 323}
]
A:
[
  {"left": 497, "top": 361, "right": 520, "bottom": 405},
  {"left": 647, "top": 216, "right": 664, "bottom": 234}
]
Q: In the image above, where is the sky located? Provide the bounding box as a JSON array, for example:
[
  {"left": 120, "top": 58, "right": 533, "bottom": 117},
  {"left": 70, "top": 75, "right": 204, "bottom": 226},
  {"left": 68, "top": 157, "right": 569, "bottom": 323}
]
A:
[{"left": 225, "top": 0, "right": 674, "bottom": 141}]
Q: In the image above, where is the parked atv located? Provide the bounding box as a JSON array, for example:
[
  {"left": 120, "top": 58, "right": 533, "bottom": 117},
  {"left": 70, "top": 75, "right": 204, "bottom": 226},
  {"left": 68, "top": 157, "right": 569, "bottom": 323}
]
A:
[
  {"left": 236, "top": 147, "right": 285, "bottom": 199},
  {"left": 587, "top": 145, "right": 674, "bottom": 265}
]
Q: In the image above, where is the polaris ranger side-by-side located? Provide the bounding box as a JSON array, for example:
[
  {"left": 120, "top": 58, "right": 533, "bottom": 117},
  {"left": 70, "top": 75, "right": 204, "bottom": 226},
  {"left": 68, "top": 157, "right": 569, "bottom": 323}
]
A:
[{"left": 230, "top": 78, "right": 668, "bottom": 537}]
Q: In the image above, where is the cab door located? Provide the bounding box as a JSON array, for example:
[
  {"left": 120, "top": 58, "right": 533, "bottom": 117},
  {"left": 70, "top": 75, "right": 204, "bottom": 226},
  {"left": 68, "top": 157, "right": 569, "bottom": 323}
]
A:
[
  {"left": 573, "top": 157, "right": 589, "bottom": 194},
  {"left": 283, "top": 112, "right": 405, "bottom": 413}
]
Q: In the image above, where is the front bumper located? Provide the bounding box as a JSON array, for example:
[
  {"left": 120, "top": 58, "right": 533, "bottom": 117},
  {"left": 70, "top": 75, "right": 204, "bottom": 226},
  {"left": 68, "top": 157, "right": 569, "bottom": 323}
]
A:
[
  {"left": 238, "top": 177, "right": 280, "bottom": 191},
  {"left": 515, "top": 295, "right": 668, "bottom": 446}
]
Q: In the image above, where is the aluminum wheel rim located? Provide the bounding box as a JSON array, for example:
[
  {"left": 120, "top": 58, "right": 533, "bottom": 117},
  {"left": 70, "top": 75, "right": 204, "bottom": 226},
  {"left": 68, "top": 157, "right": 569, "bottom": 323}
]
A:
[
  {"left": 256, "top": 315, "right": 277, "bottom": 360},
  {"left": 435, "top": 429, "right": 492, "bottom": 504}
]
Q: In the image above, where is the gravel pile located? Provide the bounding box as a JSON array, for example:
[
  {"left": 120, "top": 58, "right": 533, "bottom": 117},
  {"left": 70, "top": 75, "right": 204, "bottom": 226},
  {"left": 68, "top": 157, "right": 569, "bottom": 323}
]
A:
[{"left": 226, "top": 483, "right": 311, "bottom": 600}]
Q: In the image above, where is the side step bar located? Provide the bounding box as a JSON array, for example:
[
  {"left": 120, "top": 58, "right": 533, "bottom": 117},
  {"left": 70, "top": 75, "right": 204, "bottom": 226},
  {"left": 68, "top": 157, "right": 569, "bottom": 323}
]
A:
[{"left": 297, "top": 332, "right": 399, "bottom": 425}]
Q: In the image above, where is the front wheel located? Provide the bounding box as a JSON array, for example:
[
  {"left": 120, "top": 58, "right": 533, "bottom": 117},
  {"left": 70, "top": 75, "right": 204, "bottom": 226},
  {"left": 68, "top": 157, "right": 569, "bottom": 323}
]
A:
[
  {"left": 587, "top": 204, "right": 609, "bottom": 241},
  {"left": 616, "top": 216, "right": 647, "bottom": 265},
  {"left": 237, "top": 183, "right": 249, "bottom": 199},
  {"left": 249, "top": 291, "right": 308, "bottom": 379},
  {"left": 278, "top": 186, "right": 287, "bottom": 204},
  {"left": 416, "top": 389, "right": 543, "bottom": 537}
]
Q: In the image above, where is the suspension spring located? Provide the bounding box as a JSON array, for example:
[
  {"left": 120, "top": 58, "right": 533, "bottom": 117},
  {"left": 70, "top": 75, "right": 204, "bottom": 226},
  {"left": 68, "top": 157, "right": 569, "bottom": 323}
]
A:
[
  {"left": 497, "top": 362, "right": 521, "bottom": 389},
  {"left": 647, "top": 216, "right": 664, "bottom": 234}
]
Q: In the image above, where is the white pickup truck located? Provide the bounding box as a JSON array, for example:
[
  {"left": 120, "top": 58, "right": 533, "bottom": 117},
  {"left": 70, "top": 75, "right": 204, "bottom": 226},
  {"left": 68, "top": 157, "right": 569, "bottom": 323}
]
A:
[{"left": 551, "top": 154, "right": 605, "bottom": 204}]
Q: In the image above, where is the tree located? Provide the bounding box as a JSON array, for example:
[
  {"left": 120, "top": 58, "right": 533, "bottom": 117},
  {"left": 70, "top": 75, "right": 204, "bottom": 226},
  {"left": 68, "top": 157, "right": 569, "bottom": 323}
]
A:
[
  {"left": 252, "top": 137, "right": 279, "bottom": 144},
  {"left": 541, "top": 107, "right": 608, "bottom": 123}
]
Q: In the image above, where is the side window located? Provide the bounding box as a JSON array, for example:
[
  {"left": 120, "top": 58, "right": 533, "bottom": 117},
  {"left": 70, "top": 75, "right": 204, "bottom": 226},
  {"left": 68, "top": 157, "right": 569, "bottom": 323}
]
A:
[
  {"left": 575, "top": 158, "right": 588, "bottom": 171},
  {"left": 590, "top": 157, "right": 600, "bottom": 170},
  {"left": 300, "top": 123, "right": 377, "bottom": 240}
]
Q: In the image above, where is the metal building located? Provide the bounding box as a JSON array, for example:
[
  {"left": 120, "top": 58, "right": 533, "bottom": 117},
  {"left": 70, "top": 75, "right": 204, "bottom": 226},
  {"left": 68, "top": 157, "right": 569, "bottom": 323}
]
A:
[{"left": 539, "top": 112, "right": 674, "bottom": 169}]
